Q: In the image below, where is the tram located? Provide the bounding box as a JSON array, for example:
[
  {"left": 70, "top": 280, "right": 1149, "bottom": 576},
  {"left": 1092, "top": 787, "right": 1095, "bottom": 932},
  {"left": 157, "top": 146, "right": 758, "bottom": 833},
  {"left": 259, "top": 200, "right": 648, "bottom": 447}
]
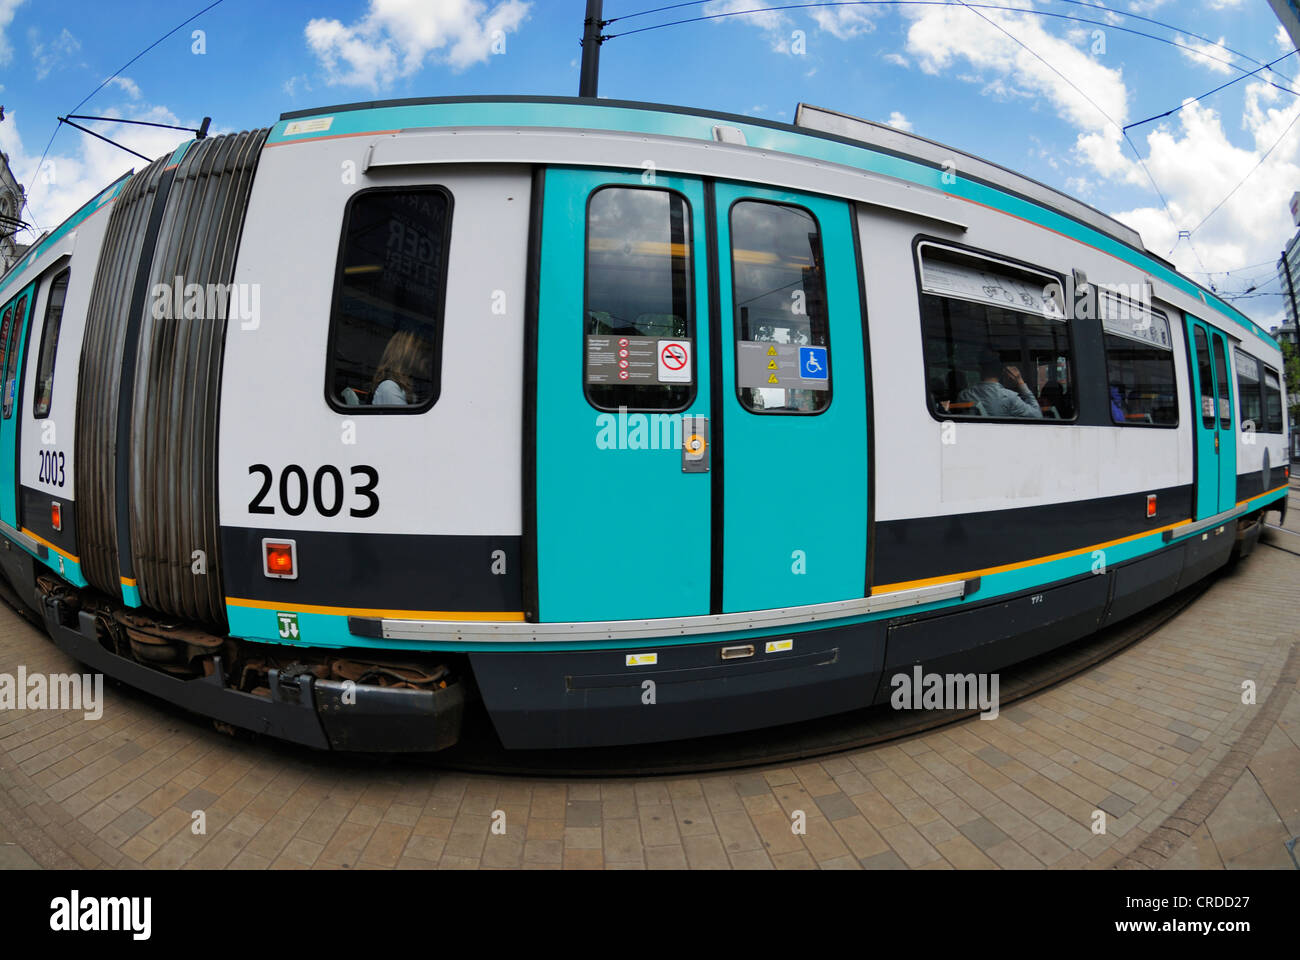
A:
[{"left": 0, "top": 96, "right": 1288, "bottom": 751}]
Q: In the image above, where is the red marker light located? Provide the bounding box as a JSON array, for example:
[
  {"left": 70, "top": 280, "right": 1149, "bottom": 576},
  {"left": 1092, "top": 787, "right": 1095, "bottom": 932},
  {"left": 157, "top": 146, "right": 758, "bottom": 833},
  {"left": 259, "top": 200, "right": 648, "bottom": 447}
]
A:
[
  {"left": 1147, "top": 494, "right": 1157, "bottom": 518},
  {"left": 50, "top": 502, "right": 61, "bottom": 532},
  {"left": 264, "top": 541, "right": 296, "bottom": 578}
]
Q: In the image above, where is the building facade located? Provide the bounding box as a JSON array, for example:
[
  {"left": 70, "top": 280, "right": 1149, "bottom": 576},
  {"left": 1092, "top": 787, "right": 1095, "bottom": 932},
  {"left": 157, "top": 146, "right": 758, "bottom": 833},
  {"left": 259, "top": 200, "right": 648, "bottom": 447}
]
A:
[{"left": 0, "top": 150, "right": 27, "bottom": 274}]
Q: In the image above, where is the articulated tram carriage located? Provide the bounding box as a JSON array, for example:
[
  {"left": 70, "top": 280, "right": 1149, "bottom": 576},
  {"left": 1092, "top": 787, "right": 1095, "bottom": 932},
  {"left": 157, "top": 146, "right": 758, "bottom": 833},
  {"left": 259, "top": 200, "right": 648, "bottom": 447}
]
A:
[{"left": 0, "top": 97, "right": 1288, "bottom": 751}]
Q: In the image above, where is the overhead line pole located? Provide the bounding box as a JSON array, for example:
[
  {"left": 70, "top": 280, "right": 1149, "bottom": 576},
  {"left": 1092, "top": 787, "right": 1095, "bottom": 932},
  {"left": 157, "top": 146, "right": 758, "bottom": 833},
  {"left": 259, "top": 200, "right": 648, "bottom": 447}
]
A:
[{"left": 580, "top": 0, "right": 605, "bottom": 98}]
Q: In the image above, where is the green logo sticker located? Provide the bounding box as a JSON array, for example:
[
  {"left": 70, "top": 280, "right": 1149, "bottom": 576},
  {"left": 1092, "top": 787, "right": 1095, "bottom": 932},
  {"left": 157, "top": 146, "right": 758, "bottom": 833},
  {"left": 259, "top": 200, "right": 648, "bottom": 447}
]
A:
[{"left": 276, "top": 611, "right": 300, "bottom": 640}]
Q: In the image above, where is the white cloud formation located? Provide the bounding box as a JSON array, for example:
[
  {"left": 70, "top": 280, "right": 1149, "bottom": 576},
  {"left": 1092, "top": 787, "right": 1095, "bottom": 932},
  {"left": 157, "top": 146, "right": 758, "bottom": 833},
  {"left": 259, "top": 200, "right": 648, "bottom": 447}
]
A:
[
  {"left": 305, "top": 0, "right": 531, "bottom": 90},
  {"left": 809, "top": 7, "right": 879, "bottom": 40},
  {"left": 1177, "top": 35, "right": 1233, "bottom": 76},
  {"left": 107, "top": 76, "right": 140, "bottom": 100},
  {"left": 890, "top": 4, "right": 1300, "bottom": 325},
  {"left": 0, "top": 0, "right": 24, "bottom": 66},
  {"left": 1277, "top": 24, "right": 1294, "bottom": 52},
  {"left": 886, "top": 111, "right": 913, "bottom": 132},
  {"left": 30, "top": 26, "right": 80, "bottom": 80}
]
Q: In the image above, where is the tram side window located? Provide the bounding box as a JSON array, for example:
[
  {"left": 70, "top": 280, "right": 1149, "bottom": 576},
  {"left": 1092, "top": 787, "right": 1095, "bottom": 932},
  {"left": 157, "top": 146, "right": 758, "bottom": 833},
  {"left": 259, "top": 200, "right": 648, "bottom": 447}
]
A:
[
  {"left": 2, "top": 296, "right": 26, "bottom": 419},
  {"left": 1263, "top": 365, "right": 1284, "bottom": 434},
  {"left": 584, "top": 187, "right": 695, "bottom": 411},
  {"left": 1194, "top": 328, "right": 1214, "bottom": 428},
  {"left": 1101, "top": 301, "right": 1177, "bottom": 426},
  {"left": 918, "top": 249, "right": 1074, "bottom": 422},
  {"left": 1235, "top": 350, "right": 1262, "bottom": 433},
  {"left": 326, "top": 188, "right": 451, "bottom": 412},
  {"left": 1213, "top": 338, "right": 1231, "bottom": 429},
  {"left": 731, "top": 200, "right": 830, "bottom": 414},
  {"left": 33, "top": 270, "right": 69, "bottom": 420},
  {"left": 0, "top": 306, "right": 11, "bottom": 387}
]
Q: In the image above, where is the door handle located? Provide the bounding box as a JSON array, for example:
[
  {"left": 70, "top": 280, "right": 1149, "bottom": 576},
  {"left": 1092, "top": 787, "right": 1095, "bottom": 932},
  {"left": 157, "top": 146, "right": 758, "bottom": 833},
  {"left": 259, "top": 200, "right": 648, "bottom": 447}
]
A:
[{"left": 682, "top": 416, "right": 709, "bottom": 473}]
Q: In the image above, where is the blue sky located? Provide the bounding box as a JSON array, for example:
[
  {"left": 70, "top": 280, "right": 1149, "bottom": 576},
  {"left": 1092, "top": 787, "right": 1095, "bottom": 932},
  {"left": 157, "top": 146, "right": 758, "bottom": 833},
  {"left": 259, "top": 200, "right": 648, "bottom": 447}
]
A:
[{"left": 1, "top": 0, "right": 1297, "bottom": 325}]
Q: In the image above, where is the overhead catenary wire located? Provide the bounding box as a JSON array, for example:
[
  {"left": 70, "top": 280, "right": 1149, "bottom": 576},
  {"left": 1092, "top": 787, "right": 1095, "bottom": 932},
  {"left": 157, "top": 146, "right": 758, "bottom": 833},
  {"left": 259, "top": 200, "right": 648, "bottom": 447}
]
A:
[
  {"left": 1182, "top": 105, "right": 1300, "bottom": 244},
  {"left": 1124, "top": 50, "right": 1299, "bottom": 133},
  {"left": 17, "top": 0, "right": 227, "bottom": 234},
  {"left": 610, "top": 0, "right": 1298, "bottom": 84},
  {"left": 606, "top": 1, "right": 1300, "bottom": 95}
]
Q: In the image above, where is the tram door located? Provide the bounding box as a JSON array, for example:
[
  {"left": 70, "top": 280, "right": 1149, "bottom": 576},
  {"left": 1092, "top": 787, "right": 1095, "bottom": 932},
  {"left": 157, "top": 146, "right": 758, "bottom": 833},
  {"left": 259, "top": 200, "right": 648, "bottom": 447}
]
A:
[
  {"left": 1187, "top": 317, "right": 1237, "bottom": 518},
  {"left": 711, "top": 184, "right": 868, "bottom": 612},
  {"left": 534, "top": 170, "right": 869, "bottom": 623},
  {"left": 534, "top": 168, "right": 714, "bottom": 622},
  {"left": 0, "top": 284, "right": 33, "bottom": 529}
]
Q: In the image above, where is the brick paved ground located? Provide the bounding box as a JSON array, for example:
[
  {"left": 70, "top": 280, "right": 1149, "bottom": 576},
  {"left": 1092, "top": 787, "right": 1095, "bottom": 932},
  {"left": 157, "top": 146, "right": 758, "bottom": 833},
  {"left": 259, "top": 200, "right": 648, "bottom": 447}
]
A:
[{"left": 1, "top": 485, "right": 1297, "bottom": 870}]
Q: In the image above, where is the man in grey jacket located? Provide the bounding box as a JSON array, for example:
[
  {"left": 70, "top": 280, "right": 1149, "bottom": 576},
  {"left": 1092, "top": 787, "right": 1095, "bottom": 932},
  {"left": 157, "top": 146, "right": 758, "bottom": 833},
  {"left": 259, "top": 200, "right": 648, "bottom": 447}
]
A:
[{"left": 959, "top": 353, "right": 1043, "bottom": 418}]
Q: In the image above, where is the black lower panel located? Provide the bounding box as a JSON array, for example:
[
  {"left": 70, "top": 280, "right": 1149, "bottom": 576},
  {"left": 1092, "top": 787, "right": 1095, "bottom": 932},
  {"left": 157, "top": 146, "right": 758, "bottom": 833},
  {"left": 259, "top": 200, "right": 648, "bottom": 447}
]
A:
[
  {"left": 1235, "top": 465, "right": 1290, "bottom": 504},
  {"left": 220, "top": 527, "right": 523, "bottom": 612},
  {"left": 873, "top": 485, "right": 1193, "bottom": 585},
  {"left": 472, "top": 622, "right": 888, "bottom": 749},
  {"left": 878, "top": 573, "right": 1110, "bottom": 695},
  {"left": 1102, "top": 546, "right": 1183, "bottom": 627},
  {"left": 19, "top": 485, "right": 77, "bottom": 555},
  {"left": 1178, "top": 524, "right": 1235, "bottom": 590}
]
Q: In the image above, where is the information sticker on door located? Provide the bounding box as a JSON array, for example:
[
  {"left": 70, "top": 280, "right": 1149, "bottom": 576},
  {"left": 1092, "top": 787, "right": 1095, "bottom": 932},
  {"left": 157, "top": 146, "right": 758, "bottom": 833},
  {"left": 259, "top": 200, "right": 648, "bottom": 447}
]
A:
[{"left": 657, "top": 340, "right": 692, "bottom": 383}]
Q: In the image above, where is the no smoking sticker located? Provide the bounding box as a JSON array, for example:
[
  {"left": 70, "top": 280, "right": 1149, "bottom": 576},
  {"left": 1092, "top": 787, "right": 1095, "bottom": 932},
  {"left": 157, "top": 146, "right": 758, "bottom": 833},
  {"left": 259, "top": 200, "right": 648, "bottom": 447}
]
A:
[{"left": 657, "top": 339, "right": 692, "bottom": 383}]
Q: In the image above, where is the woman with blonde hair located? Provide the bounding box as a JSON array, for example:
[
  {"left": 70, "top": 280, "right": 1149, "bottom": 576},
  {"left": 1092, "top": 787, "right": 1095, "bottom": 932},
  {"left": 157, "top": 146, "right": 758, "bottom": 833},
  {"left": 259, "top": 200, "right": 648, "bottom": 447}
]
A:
[{"left": 370, "top": 329, "right": 430, "bottom": 405}]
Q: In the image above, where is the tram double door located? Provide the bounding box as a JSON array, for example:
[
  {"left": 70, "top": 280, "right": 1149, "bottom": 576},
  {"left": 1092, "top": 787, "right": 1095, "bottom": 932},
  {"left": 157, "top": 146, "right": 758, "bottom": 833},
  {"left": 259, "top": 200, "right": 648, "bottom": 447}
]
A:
[
  {"left": 533, "top": 168, "right": 869, "bottom": 622},
  {"left": 1186, "top": 315, "right": 1237, "bottom": 519}
]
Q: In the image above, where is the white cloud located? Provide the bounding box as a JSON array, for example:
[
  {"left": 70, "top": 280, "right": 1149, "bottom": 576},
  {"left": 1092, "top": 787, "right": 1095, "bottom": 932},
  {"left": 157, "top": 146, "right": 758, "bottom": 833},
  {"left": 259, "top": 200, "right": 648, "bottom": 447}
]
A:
[
  {"left": 1177, "top": 35, "right": 1233, "bottom": 75},
  {"left": 0, "top": 0, "right": 23, "bottom": 66},
  {"left": 1276, "top": 24, "right": 1294, "bottom": 53},
  {"left": 1112, "top": 87, "right": 1300, "bottom": 294},
  {"left": 0, "top": 98, "right": 191, "bottom": 238},
  {"left": 305, "top": 0, "right": 531, "bottom": 90},
  {"left": 886, "top": 111, "right": 913, "bottom": 132},
  {"left": 887, "top": 3, "right": 1299, "bottom": 325},
  {"left": 884, "top": 52, "right": 909, "bottom": 68},
  {"left": 809, "top": 7, "right": 879, "bottom": 40},
  {"left": 903, "top": 4, "right": 1131, "bottom": 176},
  {"left": 30, "top": 25, "right": 81, "bottom": 80},
  {"left": 107, "top": 76, "right": 140, "bottom": 100}
]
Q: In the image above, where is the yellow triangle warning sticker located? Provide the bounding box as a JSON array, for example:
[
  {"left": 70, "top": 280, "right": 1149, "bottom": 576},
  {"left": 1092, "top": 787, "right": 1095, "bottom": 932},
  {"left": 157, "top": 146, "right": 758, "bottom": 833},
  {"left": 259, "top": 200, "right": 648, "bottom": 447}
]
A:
[
  {"left": 768, "top": 373, "right": 779, "bottom": 384},
  {"left": 767, "top": 359, "right": 778, "bottom": 369},
  {"left": 766, "top": 346, "right": 777, "bottom": 356}
]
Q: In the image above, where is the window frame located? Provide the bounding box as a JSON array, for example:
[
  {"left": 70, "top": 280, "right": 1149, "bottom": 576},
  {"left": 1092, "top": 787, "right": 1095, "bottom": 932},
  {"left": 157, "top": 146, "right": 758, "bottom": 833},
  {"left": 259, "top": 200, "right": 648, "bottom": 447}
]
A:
[
  {"left": 728, "top": 196, "right": 833, "bottom": 417},
  {"left": 2, "top": 295, "right": 27, "bottom": 420},
  {"left": 32, "top": 267, "right": 70, "bottom": 421},
  {"left": 581, "top": 183, "right": 698, "bottom": 414},
  {"left": 1261, "top": 360, "right": 1284, "bottom": 435},
  {"left": 322, "top": 184, "right": 455, "bottom": 417},
  {"left": 1233, "top": 347, "right": 1263, "bottom": 434},
  {"left": 912, "top": 237, "right": 1079, "bottom": 426},
  {"left": 1099, "top": 297, "right": 1179, "bottom": 430}
]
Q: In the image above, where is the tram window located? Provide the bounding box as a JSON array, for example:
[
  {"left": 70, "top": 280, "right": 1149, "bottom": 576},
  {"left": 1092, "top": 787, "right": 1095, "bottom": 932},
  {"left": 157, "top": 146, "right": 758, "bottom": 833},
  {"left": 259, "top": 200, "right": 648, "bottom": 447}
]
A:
[
  {"left": 1235, "top": 350, "right": 1262, "bottom": 432},
  {"left": 0, "top": 306, "right": 11, "bottom": 387},
  {"left": 584, "top": 187, "right": 694, "bottom": 411},
  {"left": 730, "top": 200, "right": 830, "bottom": 414},
  {"left": 2, "top": 296, "right": 26, "bottom": 420},
  {"left": 1213, "top": 338, "right": 1231, "bottom": 429},
  {"left": 917, "top": 248, "right": 1074, "bottom": 422},
  {"left": 1101, "top": 301, "right": 1177, "bottom": 426},
  {"left": 1263, "top": 365, "right": 1283, "bottom": 434},
  {"left": 33, "top": 270, "right": 69, "bottom": 420},
  {"left": 1194, "top": 328, "right": 1214, "bottom": 428},
  {"left": 325, "top": 187, "right": 451, "bottom": 413}
]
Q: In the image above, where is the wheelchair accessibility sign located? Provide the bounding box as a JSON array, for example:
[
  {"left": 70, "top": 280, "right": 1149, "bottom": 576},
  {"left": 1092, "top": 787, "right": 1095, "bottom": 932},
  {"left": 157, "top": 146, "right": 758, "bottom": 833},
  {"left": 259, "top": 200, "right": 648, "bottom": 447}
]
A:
[{"left": 799, "top": 347, "right": 828, "bottom": 380}]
